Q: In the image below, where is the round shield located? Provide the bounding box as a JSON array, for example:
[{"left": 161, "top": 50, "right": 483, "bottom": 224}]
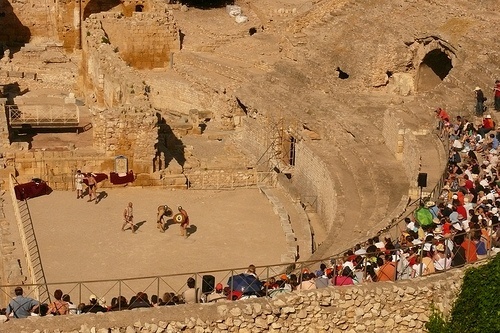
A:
[{"left": 174, "top": 213, "right": 185, "bottom": 224}]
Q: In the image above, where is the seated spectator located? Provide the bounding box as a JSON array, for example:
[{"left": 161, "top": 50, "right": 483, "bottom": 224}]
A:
[
  {"left": 110, "top": 296, "right": 127, "bottom": 311},
  {"left": 354, "top": 243, "right": 367, "bottom": 256},
  {"left": 411, "top": 256, "right": 428, "bottom": 278},
  {"left": 333, "top": 267, "right": 355, "bottom": 286},
  {"left": 421, "top": 248, "right": 436, "bottom": 275},
  {"left": 315, "top": 263, "right": 327, "bottom": 277},
  {"left": 32, "top": 303, "right": 50, "bottom": 317},
  {"left": 473, "top": 232, "right": 488, "bottom": 259},
  {"left": 47, "top": 289, "right": 69, "bottom": 315},
  {"left": 372, "top": 236, "right": 386, "bottom": 251},
  {"left": 451, "top": 235, "right": 467, "bottom": 267},
  {"left": 62, "top": 294, "right": 77, "bottom": 315},
  {"left": 6, "top": 287, "right": 39, "bottom": 319},
  {"left": 376, "top": 254, "right": 396, "bottom": 281},
  {"left": 461, "top": 233, "right": 478, "bottom": 263},
  {"left": 433, "top": 243, "right": 451, "bottom": 271},
  {"left": 315, "top": 269, "right": 331, "bottom": 289},
  {"left": 206, "top": 283, "right": 227, "bottom": 303},
  {"left": 151, "top": 295, "right": 160, "bottom": 308},
  {"left": 395, "top": 249, "right": 412, "bottom": 280},
  {"left": 162, "top": 292, "right": 177, "bottom": 306},
  {"left": 263, "top": 277, "right": 279, "bottom": 290},
  {"left": 297, "top": 273, "right": 316, "bottom": 290},
  {"left": 81, "top": 295, "right": 107, "bottom": 313}
]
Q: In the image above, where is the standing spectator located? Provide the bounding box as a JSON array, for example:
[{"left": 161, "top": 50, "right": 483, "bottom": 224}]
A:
[
  {"left": 6, "top": 287, "right": 39, "bottom": 319},
  {"left": 122, "top": 202, "right": 136, "bottom": 233},
  {"left": 74, "top": 170, "right": 85, "bottom": 199},
  {"left": 183, "top": 277, "right": 200, "bottom": 304},
  {"left": 475, "top": 87, "right": 486, "bottom": 116},
  {"left": 493, "top": 80, "right": 500, "bottom": 111},
  {"left": 47, "top": 289, "right": 69, "bottom": 315}
]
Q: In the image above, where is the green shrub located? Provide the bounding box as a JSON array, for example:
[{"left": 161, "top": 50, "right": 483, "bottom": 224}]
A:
[{"left": 426, "top": 255, "right": 500, "bottom": 333}]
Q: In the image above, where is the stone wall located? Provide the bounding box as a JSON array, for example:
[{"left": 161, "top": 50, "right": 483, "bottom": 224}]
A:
[
  {"left": 0, "top": 0, "right": 54, "bottom": 46},
  {"left": 0, "top": 267, "right": 470, "bottom": 333},
  {"left": 101, "top": 12, "right": 179, "bottom": 69},
  {"left": 382, "top": 109, "right": 421, "bottom": 186},
  {"left": 292, "top": 142, "right": 336, "bottom": 234}
]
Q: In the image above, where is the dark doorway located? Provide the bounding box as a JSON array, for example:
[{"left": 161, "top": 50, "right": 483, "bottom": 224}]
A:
[
  {"left": 181, "top": 0, "right": 233, "bottom": 9},
  {"left": 416, "top": 49, "right": 453, "bottom": 92},
  {"left": 135, "top": 5, "right": 144, "bottom": 12},
  {"left": 335, "top": 67, "right": 349, "bottom": 80},
  {"left": 83, "top": 0, "right": 122, "bottom": 20}
]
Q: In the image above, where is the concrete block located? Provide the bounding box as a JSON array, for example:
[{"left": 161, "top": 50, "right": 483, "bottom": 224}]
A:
[
  {"left": 285, "top": 232, "right": 296, "bottom": 242},
  {"left": 282, "top": 224, "right": 293, "bottom": 234},
  {"left": 8, "top": 71, "right": 24, "bottom": 78},
  {"left": 24, "top": 72, "right": 37, "bottom": 80}
]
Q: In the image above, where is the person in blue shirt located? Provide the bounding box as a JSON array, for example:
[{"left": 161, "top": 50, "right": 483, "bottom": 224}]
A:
[{"left": 6, "top": 287, "right": 39, "bottom": 319}]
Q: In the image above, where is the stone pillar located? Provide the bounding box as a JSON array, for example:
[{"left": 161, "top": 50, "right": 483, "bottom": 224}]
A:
[
  {"left": 0, "top": 99, "right": 10, "bottom": 148},
  {"left": 74, "top": 0, "right": 82, "bottom": 49}
]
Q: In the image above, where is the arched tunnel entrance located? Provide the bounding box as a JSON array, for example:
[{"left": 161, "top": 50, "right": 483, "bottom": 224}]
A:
[{"left": 416, "top": 49, "right": 453, "bottom": 92}]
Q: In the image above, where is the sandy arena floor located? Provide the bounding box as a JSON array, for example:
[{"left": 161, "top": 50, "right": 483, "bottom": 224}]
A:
[{"left": 18, "top": 187, "right": 287, "bottom": 301}]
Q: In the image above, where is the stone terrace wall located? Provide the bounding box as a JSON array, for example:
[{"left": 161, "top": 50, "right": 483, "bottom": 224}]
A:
[
  {"left": 382, "top": 109, "right": 420, "bottom": 186},
  {"left": 293, "top": 142, "right": 336, "bottom": 233},
  {"left": 100, "top": 12, "right": 179, "bottom": 69},
  {"left": 81, "top": 13, "right": 162, "bottom": 168},
  {"left": 0, "top": 268, "right": 469, "bottom": 333},
  {"left": 82, "top": 13, "right": 150, "bottom": 108}
]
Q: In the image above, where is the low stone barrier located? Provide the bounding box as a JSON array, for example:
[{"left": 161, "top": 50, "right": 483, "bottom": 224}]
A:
[{"left": 0, "top": 266, "right": 470, "bottom": 333}]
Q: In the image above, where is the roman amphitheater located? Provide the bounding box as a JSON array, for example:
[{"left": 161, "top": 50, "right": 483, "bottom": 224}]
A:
[{"left": 0, "top": 0, "right": 498, "bottom": 331}]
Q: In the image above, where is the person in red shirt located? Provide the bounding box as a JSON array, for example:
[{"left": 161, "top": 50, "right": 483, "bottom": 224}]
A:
[
  {"left": 493, "top": 80, "right": 500, "bottom": 111},
  {"left": 435, "top": 108, "right": 450, "bottom": 135},
  {"left": 478, "top": 114, "right": 495, "bottom": 138},
  {"left": 435, "top": 107, "right": 450, "bottom": 122}
]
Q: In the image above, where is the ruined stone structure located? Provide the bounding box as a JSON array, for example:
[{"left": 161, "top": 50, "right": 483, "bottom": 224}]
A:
[{"left": 0, "top": 0, "right": 499, "bottom": 330}]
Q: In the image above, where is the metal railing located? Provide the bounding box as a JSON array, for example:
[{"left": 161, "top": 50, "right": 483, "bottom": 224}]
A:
[
  {"left": 8, "top": 175, "right": 50, "bottom": 304},
  {"left": 6, "top": 104, "right": 79, "bottom": 128},
  {"left": 0, "top": 225, "right": 495, "bottom": 309}
]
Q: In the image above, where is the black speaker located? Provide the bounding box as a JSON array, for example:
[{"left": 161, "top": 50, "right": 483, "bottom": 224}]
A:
[
  {"left": 417, "top": 173, "right": 428, "bottom": 188},
  {"left": 201, "top": 275, "right": 215, "bottom": 294}
]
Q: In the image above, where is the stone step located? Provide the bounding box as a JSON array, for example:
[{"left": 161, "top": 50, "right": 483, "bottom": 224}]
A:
[{"left": 174, "top": 51, "right": 264, "bottom": 86}]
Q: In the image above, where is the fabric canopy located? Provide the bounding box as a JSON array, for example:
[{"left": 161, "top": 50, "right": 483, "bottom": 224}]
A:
[{"left": 415, "top": 207, "right": 434, "bottom": 226}]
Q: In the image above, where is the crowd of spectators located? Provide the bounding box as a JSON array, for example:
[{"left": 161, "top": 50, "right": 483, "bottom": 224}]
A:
[{"left": 2, "top": 108, "right": 499, "bottom": 319}]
